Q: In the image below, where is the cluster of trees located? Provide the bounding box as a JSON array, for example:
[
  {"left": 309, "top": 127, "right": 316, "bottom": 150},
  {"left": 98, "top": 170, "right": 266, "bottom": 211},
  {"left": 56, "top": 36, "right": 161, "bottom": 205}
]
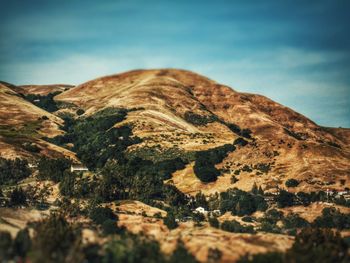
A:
[
  {"left": 313, "top": 207, "right": 350, "bottom": 230},
  {"left": 184, "top": 111, "right": 217, "bottom": 126},
  {"left": 22, "top": 142, "right": 41, "bottom": 153},
  {"left": 24, "top": 92, "right": 61, "bottom": 112},
  {"left": 48, "top": 108, "right": 141, "bottom": 170},
  {"left": 220, "top": 188, "right": 268, "bottom": 216},
  {"left": 193, "top": 144, "right": 235, "bottom": 182},
  {"left": 0, "top": 213, "right": 198, "bottom": 263},
  {"left": 37, "top": 157, "right": 72, "bottom": 182},
  {"left": 0, "top": 157, "right": 31, "bottom": 185},
  {"left": 238, "top": 228, "right": 349, "bottom": 263},
  {"left": 221, "top": 220, "right": 255, "bottom": 234},
  {"left": 285, "top": 179, "right": 299, "bottom": 188}
]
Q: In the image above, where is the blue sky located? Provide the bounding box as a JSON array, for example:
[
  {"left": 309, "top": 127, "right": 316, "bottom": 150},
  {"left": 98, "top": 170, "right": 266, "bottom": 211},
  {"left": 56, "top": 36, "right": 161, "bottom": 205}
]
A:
[{"left": 1, "top": 0, "right": 349, "bottom": 127}]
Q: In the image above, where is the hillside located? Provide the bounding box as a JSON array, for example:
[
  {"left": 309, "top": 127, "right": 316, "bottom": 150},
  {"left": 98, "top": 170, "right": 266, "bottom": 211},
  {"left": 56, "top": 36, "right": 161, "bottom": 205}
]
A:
[
  {"left": 11, "top": 84, "right": 73, "bottom": 96},
  {"left": 1, "top": 69, "right": 350, "bottom": 262},
  {"left": 55, "top": 69, "right": 350, "bottom": 193},
  {"left": 0, "top": 83, "right": 76, "bottom": 160}
]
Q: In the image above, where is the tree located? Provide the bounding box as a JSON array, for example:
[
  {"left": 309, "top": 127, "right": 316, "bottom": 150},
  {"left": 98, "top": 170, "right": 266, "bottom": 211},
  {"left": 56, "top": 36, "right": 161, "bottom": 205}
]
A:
[
  {"left": 13, "top": 228, "right": 31, "bottom": 258},
  {"left": 37, "top": 157, "right": 71, "bottom": 182},
  {"left": 285, "top": 179, "right": 299, "bottom": 188},
  {"left": 29, "top": 214, "right": 80, "bottom": 263},
  {"left": 164, "top": 212, "right": 178, "bottom": 230},
  {"left": 169, "top": 240, "right": 198, "bottom": 263},
  {"left": 10, "top": 187, "right": 27, "bottom": 207},
  {"left": 59, "top": 171, "right": 77, "bottom": 197},
  {"left": 89, "top": 206, "right": 117, "bottom": 225},
  {"left": 0, "top": 157, "right": 31, "bottom": 185},
  {"left": 251, "top": 182, "right": 258, "bottom": 195},
  {"left": 76, "top": 109, "right": 85, "bottom": 116},
  {"left": 209, "top": 217, "right": 220, "bottom": 228},
  {"left": 221, "top": 220, "right": 255, "bottom": 234},
  {"left": 286, "top": 228, "right": 349, "bottom": 263},
  {"left": 0, "top": 231, "right": 13, "bottom": 261},
  {"left": 276, "top": 190, "right": 294, "bottom": 208}
]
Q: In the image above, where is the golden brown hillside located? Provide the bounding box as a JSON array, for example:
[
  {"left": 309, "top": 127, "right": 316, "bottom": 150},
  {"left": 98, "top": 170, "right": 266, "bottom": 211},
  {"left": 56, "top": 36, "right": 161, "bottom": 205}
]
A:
[
  {"left": 12, "top": 84, "right": 73, "bottom": 96},
  {"left": 0, "top": 83, "right": 76, "bottom": 160},
  {"left": 55, "top": 69, "right": 350, "bottom": 193}
]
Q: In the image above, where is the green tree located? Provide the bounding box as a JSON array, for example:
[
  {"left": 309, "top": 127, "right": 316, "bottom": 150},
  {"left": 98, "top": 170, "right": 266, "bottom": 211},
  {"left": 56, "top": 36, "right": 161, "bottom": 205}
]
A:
[
  {"left": 285, "top": 179, "right": 299, "bottom": 188},
  {"left": 0, "top": 231, "right": 13, "bottom": 261},
  {"left": 13, "top": 228, "right": 31, "bottom": 258},
  {"left": 209, "top": 217, "right": 220, "bottom": 228},
  {"left": 29, "top": 214, "right": 81, "bottom": 263},
  {"left": 10, "top": 187, "right": 27, "bottom": 207},
  {"left": 169, "top": 240, "right": 198, "bottom": 263},
  {"left": 286, "top": 228, "right": 349, "bottom": 263},
  {"left": 164, "top": 212, "right": 178, "bottom": 230},
  {"left": 276, "top": 190, "right": 294, "bottom": 208}
]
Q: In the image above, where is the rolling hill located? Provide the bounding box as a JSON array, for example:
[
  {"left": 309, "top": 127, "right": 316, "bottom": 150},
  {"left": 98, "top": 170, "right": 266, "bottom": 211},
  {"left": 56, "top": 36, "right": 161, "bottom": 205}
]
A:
[{"left": 54, "top": 69, "right": 350, "bottom": 193}]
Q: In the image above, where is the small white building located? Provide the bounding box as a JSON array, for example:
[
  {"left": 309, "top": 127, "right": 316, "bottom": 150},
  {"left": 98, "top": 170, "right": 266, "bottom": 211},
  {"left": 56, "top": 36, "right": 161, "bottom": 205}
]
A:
[
  {"left": 70, "top": 164, "right": 89, "bottom": 173},
  {"left": 28, "top": 163, "right": 38, "bottom": 168},
  {"left": 194, "top": 207, "right": 208, "bottom": 215}
]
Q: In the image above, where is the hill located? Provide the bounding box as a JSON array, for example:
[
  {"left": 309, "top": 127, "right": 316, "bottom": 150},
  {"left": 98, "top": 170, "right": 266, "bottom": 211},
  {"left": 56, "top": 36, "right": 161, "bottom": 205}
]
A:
[
  {"left": 0, "top": 82, "right": 76, "bottom": 160},
  {"left": 55, "top": 69, "right": 350, "bottom": 193}
]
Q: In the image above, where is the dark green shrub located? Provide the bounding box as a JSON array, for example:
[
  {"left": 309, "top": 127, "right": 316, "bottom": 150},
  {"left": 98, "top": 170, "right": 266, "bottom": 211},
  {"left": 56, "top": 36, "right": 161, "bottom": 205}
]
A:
[
  {"left": 285, "top": 179, "right": 299, "bottom": 188},
  {"left": 76, "top": 109, "right": 85, "bottom": 115},
  {"left": 25, "top": 92, "right": 61, "bottom": 112},
  {"left": 233, "top": 137, "right": 248, "bottom": 146},
  {"left": 37, "top": 157, "right": 71, "bottom": 182},
  {"left": 0, "top": 231, "right": 13, "bottom": 260},
  {"left": 10, "top": 187, "right": 27, "bottom": 207},
  {"left": 13, "top": 228, "right": 31, "bottom": 258},
  {"left": 276, "top": 190, "right": 294, "bottom": 208},
  {"left": 193, "top": 144, "right": 235, "bottom": 182},
  {"left": 283, "top": 213, "right": 309, "bottom": 229},
  {"left": 0, "top": 157, "right": 31, "bottom": 185},
  {"left": 29, "top": 214, "right": 79, "bottom": 262},
  {"left": 164, "top": 212, "right": 178, "bottom": 230},
  {"left": 184, "top": 111, "right": 216, "bottom": 126},
  {"left": 89, "top": 206, "right": 116, "bottom": 225},
  {"left": 169, "top": 241, "right": 198, "bottom": 263},
  {"left": 209, "top": 217, "right": 220, "bottom": 228},
  {"left": 221, "top": 220, "right": 255, "bottom": 233}
]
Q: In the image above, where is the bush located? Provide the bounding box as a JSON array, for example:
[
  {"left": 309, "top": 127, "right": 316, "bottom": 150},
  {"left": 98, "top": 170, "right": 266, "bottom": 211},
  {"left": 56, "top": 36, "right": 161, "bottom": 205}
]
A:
[
  {"left": 0, "top": 157, "right": 31, "bottom": 185},
  {"left": 37, "top": 157, "right": 71, "bottom": 182},
  {"left": 29, "top": 214, "right": 79, "bottom": 262},
  {"left": 285, "top": 179, "right": 299, "bottom": 188},
  {"left": 89, "top": 206, "right": 117, "bottom": 225},
  {"left": 13, "top": 228, "right": 31, "bottom": 258},
  {"left": 169, "top": 241, "right": 198, "bottom": 263},
  {"left": 313, "top": 207, "right": 350, "bottom": 230},
  {"left": 193, "top": 144, "right": 235, "bottom": 183},
  {"left": 184, "top": 111, "right": 216, "bottom": 126},
  {"left": 282, "top": 213, "right": 309, "bottom": 229},
  {"left": 209, "top": 217, "right": 220, "bottom": 228},
  {"left": 0, "top": 231, "right": 13, "bottom": 260},
  {"left": 164, "top": 212, "right": 178, "bottom": 230},
  {"left": 276, "top": 190, "right": 294, "bottom": 208},
  {"left": 10, "top": 187, "right": 27, "bottom": 207},
  {"left": 233, "top": 137, "right": 248, "bottom": 146},
  {"left": 22, "top": 142, "right": 40, "bottom": 153},
  {"left": 25, "top": 92, "right": 61, "bottom": 112},
  {"left": 220, "top": 189, "right": 268, "bottom": 216},
  {"left": 286, "top": 228, "right": 349, "bottom": 262},
  {"left": 76, "top": 109, "right": 85, "bottom": 115},
  {"left": 221, "top": 220, "right": 255, "bottom": 234}
]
